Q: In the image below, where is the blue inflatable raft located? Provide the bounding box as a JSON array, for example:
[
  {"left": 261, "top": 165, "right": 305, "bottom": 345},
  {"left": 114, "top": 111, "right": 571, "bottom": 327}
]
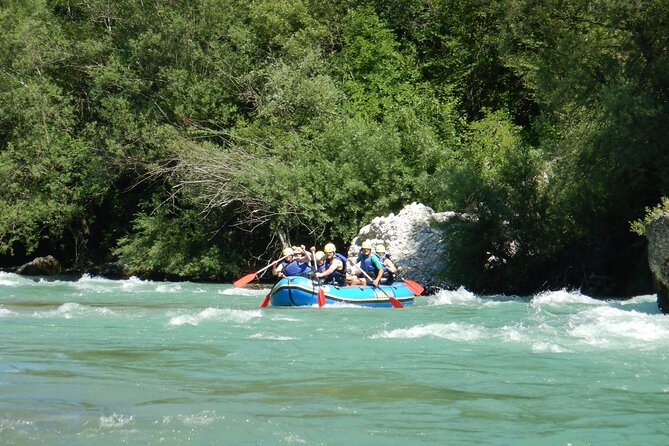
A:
[{"left": 269, "top": 276, "right": 416, "bottom": 308}]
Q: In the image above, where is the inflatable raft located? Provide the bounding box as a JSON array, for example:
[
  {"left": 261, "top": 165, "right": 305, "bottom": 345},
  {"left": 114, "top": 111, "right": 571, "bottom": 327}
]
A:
[{"left": 269, "top": 276, "right": 416, "bottom": 308}]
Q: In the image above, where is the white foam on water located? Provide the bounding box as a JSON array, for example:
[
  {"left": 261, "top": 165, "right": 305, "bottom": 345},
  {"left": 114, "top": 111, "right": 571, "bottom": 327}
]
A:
[
  {"left": 97, "top": 307, "right": 117, "bottom": 316},
  {"left": 0, "top": 272, "right": 73, "bottom": 288},
  {"left": 177, "top": 410, "right": 219, "bottom": 425},
  {"left": 0, "top": 272, "right": 27, "bottom": 287},
  {"left": 423, "top": 286, "right": 480, "bottom": 306},
  {"left": 618, "top": 294, "right": 658, "bottom": 305},
  {"left": 371, "top": 322, "right": 486, "bottom": 341},
  {"left": 76, "top": 273, "right": 116, "bottom": 285},
  {"left": 168, "top": 307, "right": 263, "bottom": 326},
  {"left": 531, "top": 289, "right": 601, "bottom": 308},
  {"left": 161, "top": 411, "right": 225, "bottom": 427},
  {"left": 69, "top": 274, "right": 118, "bottom": 294},
  {"left": 0, "top": 307, "right": 14, "bottom": 317},
  {"left": 99, "top": 413, "right": 134, "bottom": 429},
  {"left": 119, "top": 276, "right": 153, "bottom": 292},
  {"left": 270, "top": 315, "right": 303, "bottom": 322},
  {"left": 155, "top": 283, "right": 182, "bottom": 293},
  {"left": 478, "top": 297, "right": 522, "bottom": 308},
  {"left": 531, "top": 341, "right": 571, "bottom": 353},
  {"left": 219, "top": 287, "right": 269, "bottom": 296},
  {"left": 32, "top": 302, "right": 116, "bottom": 319},
  {"left": 33, "top": 302, "right": 86, "bottom": 319},
  {"left": 283, "top": 433, "right": 307, "bottom": 444},
  {"left": 249, "top": 333, "right": 296, "bottom": 340},
  {"left": 568, "top": 305, "right": 669, "bottom": 349},
  {"left": 610, "top": 294, "right": 660, "bottom": 314}
]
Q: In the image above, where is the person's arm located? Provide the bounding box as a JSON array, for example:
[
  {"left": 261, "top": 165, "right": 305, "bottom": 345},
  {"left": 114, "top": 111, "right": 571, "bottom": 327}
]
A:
[
  {"left": 384, "top": 258, "right": 397, "bottom": 273},
  {"left": 273, "top": 262, "right": 285, "bottom": 278},
  {"left": 316, "top": 262, "right": 337, "bottom": 278},
  {"left": 349, "top": 260, "right": 361, "bottom": 276},
  {"left": 372, "top": 256, "right": 384, "bottom": 285},
  {"left": 300, "top": 245, "right": 312, "bottom": 264},
  {"left": 373, "top": 268, "right": 383, "bottom": 286}
]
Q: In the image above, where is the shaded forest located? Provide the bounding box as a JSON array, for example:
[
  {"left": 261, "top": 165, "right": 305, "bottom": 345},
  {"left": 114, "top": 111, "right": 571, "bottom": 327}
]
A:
[{"left": 1, "top": 0, "right": 668, "bottom": 295}]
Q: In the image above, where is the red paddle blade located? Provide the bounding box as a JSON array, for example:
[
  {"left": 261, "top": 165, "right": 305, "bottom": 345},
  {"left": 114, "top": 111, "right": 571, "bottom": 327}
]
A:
[
  {"left": 402, "top": 279, "right": 424, "bottom": 296},
  {"left": 259, "top": 293, "right": 271, "bottom": 308},
  {"left": 234, "top": 273, "right": 257, "bottom": 288},
  {"left": 317, "top": 288, "right": 325, "bottom": 307},
  {"left": 388, "top": 296, "right": 404, "bottom": 308}
]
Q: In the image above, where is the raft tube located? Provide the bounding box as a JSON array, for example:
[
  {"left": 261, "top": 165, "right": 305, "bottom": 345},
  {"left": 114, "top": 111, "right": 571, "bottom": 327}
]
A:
[{"left": 269, "top": 276, "right": 415, "bottom": 308}]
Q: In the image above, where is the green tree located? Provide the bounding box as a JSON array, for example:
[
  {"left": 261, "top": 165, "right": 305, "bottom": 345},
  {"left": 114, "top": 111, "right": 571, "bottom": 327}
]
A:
[{"left": 0, "top": 1, "right": 109, "bottom": 262}]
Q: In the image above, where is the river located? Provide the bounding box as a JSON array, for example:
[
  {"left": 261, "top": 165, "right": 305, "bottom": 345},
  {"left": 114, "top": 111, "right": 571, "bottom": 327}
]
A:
[{"left": 1, "top": 272, "right": 667, "bottom": 445}]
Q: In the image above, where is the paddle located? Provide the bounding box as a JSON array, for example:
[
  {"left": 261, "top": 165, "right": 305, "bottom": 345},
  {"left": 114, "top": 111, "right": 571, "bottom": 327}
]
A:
[
  {"left": 234, "top": 255, "right": 289, "bottom": 288},
  {"left": 397, "top": 276, "right": 424, "bottom": 296},
  {"left": 259, "top": 293, "right": 271, "bottom": 308},
  {"left": 376, "top": 253, "right": 424, "bottom": 295},
  {"left": 349, "top": 260, "right": 404, "bottom": 308},
  {"left": 311, "top": 247, "right": 325, "bottom": 307}
]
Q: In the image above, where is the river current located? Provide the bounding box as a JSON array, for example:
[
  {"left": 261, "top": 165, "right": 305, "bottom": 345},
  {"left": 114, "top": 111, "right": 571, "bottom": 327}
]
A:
[{"left": 1, "top": 272, "right": 667, "bottom": 445}]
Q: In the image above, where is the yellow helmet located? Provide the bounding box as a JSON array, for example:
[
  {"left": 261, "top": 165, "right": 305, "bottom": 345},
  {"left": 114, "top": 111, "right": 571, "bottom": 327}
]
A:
[
  {"left": 375, "top": 244, "right": 386, "bottom": 253},
  {"left": 324, "top": 243, "right": 336, "bottom": 253},
  {"left": 282, "top": 247, "right": 294, "bottom": 256},
  {"left": 361, "top": 240, "right": 373, "bottom": 250},
  {"left": 315, "top": 251, "right": 325, "bottom": 261}
]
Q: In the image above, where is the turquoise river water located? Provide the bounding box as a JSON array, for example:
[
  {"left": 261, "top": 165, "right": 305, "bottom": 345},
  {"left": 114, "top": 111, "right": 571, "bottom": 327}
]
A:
[{"left": 1, "top": 272, "right": 668, "bottom": 445}]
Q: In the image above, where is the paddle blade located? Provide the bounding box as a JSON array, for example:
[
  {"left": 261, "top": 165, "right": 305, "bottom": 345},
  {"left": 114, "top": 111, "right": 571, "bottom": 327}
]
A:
[
  {"left": 234, "top": 273, "right": 257, "bottom": 288},
  {"left": 317, "top": 288, "right": 325, "bottom": 307},
  {"left": 388, "top": 296, "right": 404, "bottom": 309},
  {"left": 402, "top": 279, "right": 424, "bottom": 296},
  {"left": 259, "top": 293, "right": 271, "bottom": 308}
]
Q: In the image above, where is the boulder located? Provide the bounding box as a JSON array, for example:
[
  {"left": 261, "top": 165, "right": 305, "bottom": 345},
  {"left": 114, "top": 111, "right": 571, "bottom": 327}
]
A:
[
  {"left": 348, "top": 202, "right": 458, "bottom": 287},
  {"left": 645, "top": 212, "right": 669, "bottom": 313},
  {"left": 16, "top": 255, "right": 62, "bottom": 276},
  {"left": 86, "top": 262, "right": 132, "bottom": 279}
]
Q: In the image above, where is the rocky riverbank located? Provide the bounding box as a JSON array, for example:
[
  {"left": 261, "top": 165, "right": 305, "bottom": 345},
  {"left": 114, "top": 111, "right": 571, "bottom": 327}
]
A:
[
  {"left": 6, "top": 203, "right": 457, "bottom": 291},
  {"left": 645, "top": 212, "right": 669, "bottom": 313},
  {"left": 7, "top": 202, "right": 667, "bottom": 310},
  {"left": 3, "top": 256, "right": 133, "bottom": 280}
]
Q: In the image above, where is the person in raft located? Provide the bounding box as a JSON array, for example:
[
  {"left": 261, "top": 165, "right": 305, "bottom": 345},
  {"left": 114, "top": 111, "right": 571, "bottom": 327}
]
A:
[
  {"left": 273, "top": 246, "right": 313, "bottom": 278},
  {"left": 314, "top": 243, "right": 348, "bottom": 286},
  {"left": 374, "top": 244, "right": 397, "bottom": 285},
  {"left": 347, "top": 240, "right": 384, "bottom": 286},
  {"left": 314, "top": 250, "right": 326, "bottom": 272},
  {"left": 292, "top": 245, "right": 313, "bottom": 269}
]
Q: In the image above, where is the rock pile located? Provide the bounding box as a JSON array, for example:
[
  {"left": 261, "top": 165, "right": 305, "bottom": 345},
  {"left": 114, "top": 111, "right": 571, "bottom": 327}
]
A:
[{"left": 348, "top": 202, "right": 458, "bottom": 287}]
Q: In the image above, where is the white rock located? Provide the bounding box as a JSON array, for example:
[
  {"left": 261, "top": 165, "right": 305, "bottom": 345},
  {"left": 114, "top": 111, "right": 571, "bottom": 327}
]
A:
[{"left": 347, "top": 202, "right": 458, "bottom": 286}]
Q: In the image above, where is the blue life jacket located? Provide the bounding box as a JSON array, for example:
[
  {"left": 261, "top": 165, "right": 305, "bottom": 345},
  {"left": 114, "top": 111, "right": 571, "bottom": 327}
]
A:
[
  {"left": 323, "top": 253, "right": 347, "bottom": 286},
  {"left": 374, "top": 253, "right": 395, "bottom": 284},
  {"left": 282, "top": 259, "right": 312, "bottom": 277},
  {"left": 359, "top": 253, "right": 381, "bottom": 276},
  {"left": 373, "top": 253, "right": 390, "bottom": 273}
]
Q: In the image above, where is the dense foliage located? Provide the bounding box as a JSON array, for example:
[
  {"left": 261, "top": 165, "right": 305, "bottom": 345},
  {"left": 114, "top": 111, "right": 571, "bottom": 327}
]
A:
[{"left": 1, "top": 0, "right": 667, "bottom": 294}]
